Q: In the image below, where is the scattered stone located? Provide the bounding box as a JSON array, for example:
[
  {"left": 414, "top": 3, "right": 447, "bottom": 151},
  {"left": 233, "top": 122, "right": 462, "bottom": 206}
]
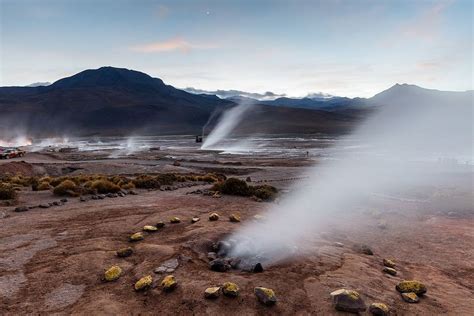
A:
[
  {"left": 48, "top": 202, "right": 55, "bottom": 207},
  {"left": 396, "top": 280, "right": 427, "bottom": 295},
  {"left": 245, "top": 177, "right": 251, "bottom": 182},
  {"left": 14, "top": 206, "right": 29, "bottom": 212},
  {"left": 330, "top": 289, "right": 367, "bottom": 313},
  {"left": 253, "top": 263, "right": 264, "bottom": 273},
  {"left": 216, "top": 241, "right": 231, "bottom": 256},
  {"left": 128, "top": 190, "right": 137, "bottom": 195},
  {"left": 191, "top": 217, "right": 200, "bottom": 223},
  {"left": 156, "top": 221, "right": 165, "bottom": 228},
  {"left": 222, "top": 282, "right": 239, "bottom": 297},
  {"left": 98, "top": 194, "right": 105, "bottom": 200},
  {"left": 229, "top": 258, "right": 241, "bottom": 269},
  {"left": 254, "top": 287, "right": 277, "bottom": 306},
  {"left": 334, "top": 242, "right": 344, "bottom": 247},
  {"left": 39, "top": 204, "right": 50, "bottom": 209},
  {"left": 251, "top": 196, "right": 263, "bottom": 202},
  {"left": 143, "top": 225, "right": 158, "bottom": 232},
  {"left": 129, "top": 232, "right": 144, "bottom": 242},
  {"left": 104, "top": 265, "right": 122, "bottom": 282},
  {"left": 52, "top": 201, "right": 61, "bottom": 206},
  {"left": 383, "top": 258, "right": 396, "bottom": 268},
  {"left": 134, "top": 275, "right": 153, "bottom": 291},
  {"left": 377, "top": 220, "right": 388, "bottom": 229},
  {"left": 170, "top": 217, "right": 181, "bottom": 224},
  {"left": 401, "top": 292, "right": 419, "bottom": 303},
  {"left": 79, "top": 196, "right": 87, "bottom": 202},
  {"left": 161, "top": 275, "right": 177, "bottom": 292},
  {"left": 353, "top": 244, "right": 374, "bottom": 255},
  {"left": 369, "top": 302, "right": 389, "bottom": 315},
  {"left": 116, "top": 247, "right": 133, "bottom": 258},
  {"left": 60, "top": 198, "right": 68, "bottom": 203},
  {"left": 207, "top": 252, "right": 217, "bottom": 261},
  {"left": 253, "top": 214, "right": 265, "bottom": 221},
  {"left": 154, "top": 258, "right": 179, "bottom": 274},
  {"left": 212, "top": 192, "right": 221, "bottom": 198},
  {"left": 173, "top": 160, "right": 181, "bottom": 166},
  {"left": 383, "top": 267, "right": 397, "bottom": 276},
  {"left": 91, "top": 195, "right": 98, "bottom": 200},
  {"left": 229, "top": 214, "right": 241, "bottom": 222},
  {"left": 209, "top": 258, "right": 231, "bottom": 272},
  {"left": 204, "top": 287, "right": 221, "bottom": 299},
  {"left": 209, "top": 213, "right": 220, "bottom": 221}
]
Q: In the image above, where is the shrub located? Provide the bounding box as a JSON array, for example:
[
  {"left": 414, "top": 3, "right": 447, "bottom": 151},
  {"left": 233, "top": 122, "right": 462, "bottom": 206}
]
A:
[
  {"left": 252, "top": 185, "right": 278, "bottom": 201},
  {"left": 0, "top": 182, "right": 17, "bottom": 200},
  {"left": 50, "top": 176, "right": 68, "bottom": 187},
  {"left": 132, "top": 175, "right": 161, "bottom": 189},
  {"left": 91, "top": 179, "right": 121, "bottom": 194},
  {"left": 120, "top": 182, "right": 135, "bottom": 190},
  {"left": 156, "top": 173, "right": 177, "bottom": 185},
  {"left": 53, "top": 180, "right": 79, "bottom": 197},
  {"left": 213, "top": 178, "right": 252, "bottom": 196}
]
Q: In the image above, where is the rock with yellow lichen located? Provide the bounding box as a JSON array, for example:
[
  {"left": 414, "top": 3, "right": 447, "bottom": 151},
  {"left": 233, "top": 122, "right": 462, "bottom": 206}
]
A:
[
  {"left": 330, "top": 289, "right": 366, "bottom": 313},
  {"left": 383, "top": 267, "right": 397, "bottom": 276},
  {"left": 143, "top": 225, "right": 158, "bottom": 232},
  {"left": 229, "top": 214, "right": 241, "bottom": 222},
  {"left": 369, "top": 302, "right": 389, "bottom": 316},
  {"left": 222, "top": 282, "right": 239, "bottom": 297},
  {"left": 191, "top": 217, "right": 200, "bottom": 223},
  {"left": 254, "top": 287, "right": 277, "bottom": 306},
  {"left": 383, "top": 258, "right": 396, "bottom": 268},
  {"left": 156, "top": 221, "right": 165, "bottom": 228},
  {"left": 134, "top": 275, "right": 153, "bottom": 291},
  {"left": 116, "top": 247, "right": 133, "bottom": 258},
  {"left": 104, "top": 265, "right": 122, "bottom": 282},
  {"left": 204, "top": 287, "right": 221, "bottom": 299},
  {"left": 209, "top": 213, "right": 219, "bottom": 221},
  {"left": 161, "top": 275, "right": 177, "bottom": 292},
  {"left": 129, "top": 232, "right": 144, "bottom": 242},
  {"left": 401, "top": 292, "right": 419, "bottom": 303},
  {"left": 396, "top": 280, "right": 427, "bottom": 295},
  {"left": 170, "top": 217, "right": 181, "bottom": 224}
]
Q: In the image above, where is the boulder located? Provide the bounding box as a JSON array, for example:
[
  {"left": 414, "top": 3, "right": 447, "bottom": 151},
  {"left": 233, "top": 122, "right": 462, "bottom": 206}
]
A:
[
  {"left": 253, "top": 263, "right": 264, "bottom": 273},
  {"left": 396, "top": 280, "right": 427, "bottom": 295},
  {"left": 60, "top": 198, "right": 68, "bottom": 203},
  {"left": 104, "top": 265, "right": 122, "bottom": 282},
  {"left": 401, "top": 292, "right": 419, "bottom": 303},
  {"left": 383, "top": 258, "right": 396, "bottom": 268},
  {"left": 222, "top": 282, "right": 239, "bottom": 297},
  {"left": 209, "top": 258, "right": 231, "bottom": 272},
  {"left": 330, "top": 289, "right": 367, "bottom": 313},
  {"left": 229, "top": 214, "right": 241, "bottom": 222},
  {"left": 156, "top": 221, "right": 165, "bottom": 228},
  {"left": 170, "top": 217, "right": 181, "bottom": 224},
  {"left": 129, "top": 232, "right": 144, "bottom": 242},
  {"left": 161, "top": 275, "right": 177, "bottom": 292},
  {"left": 191, "top": 217, "right": 200, "bottom": 223},
  {"left": 79, "top": 196, "right": 87, "bottom": 202},
  {"left": 383, "top": 267, "right": 397, "bottom": 276},
  {"left": 116, "top": 247, "right": 133, "bottom": 258},
  {"left": 134, "top": 275, "right": 153, "bottom": 291},
  {"left": 209, "top": 213, "right": 220, "bottom": 221},
  {"left": 334, "top": 242, "right": 344, "bottom": 247},
  {"left": 245, "top": 177, "right": 252, "bottom": 182},
  {"left": 204, "top": 286, "right": 221, "bottom": 299},
  {"left": 254, "top": 287, "right": 277, "bottom": 306},
  {"left": 353, "top": 244, "right": 374, "bottom": 255},
  {"left": 369, "top": 302, "right": 389, "bottom": 316},
  {"left": 154, "top": 258, "right": 179, "bottom": 274},
  {"left": 143, "top": 225, "right": 158, "bottom": 232},
  {"left": 212, "top": 192, "right": 221, "bottom": 198},
  {"left": 216, "top": 241, "right": 232, "bottom": 256},
  {"left": 207, "top": 252, "right": 217, "bottom": 261}
]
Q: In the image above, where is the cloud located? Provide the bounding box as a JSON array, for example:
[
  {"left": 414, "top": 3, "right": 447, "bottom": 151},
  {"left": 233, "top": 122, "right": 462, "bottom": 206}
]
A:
[
  {"left": 130, "top": 37, "right": 216, "bottom": 53},
  {"left": 154, "top": 4, "right": 169, "bottom": 19}
]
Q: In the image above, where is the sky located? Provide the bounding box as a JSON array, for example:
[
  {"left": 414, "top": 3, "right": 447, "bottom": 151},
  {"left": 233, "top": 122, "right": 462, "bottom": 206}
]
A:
[{"left": 0, "top": 0, "right": 472, "bottom": 97}]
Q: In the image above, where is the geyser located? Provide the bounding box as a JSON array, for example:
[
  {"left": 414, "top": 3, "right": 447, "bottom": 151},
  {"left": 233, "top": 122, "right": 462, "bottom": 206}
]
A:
[
  {"left": 201, "top": 101, "right": 254, "bottom": 150},
  {"left": 229, "top": 91, "right": 473, "bottom": 265}
]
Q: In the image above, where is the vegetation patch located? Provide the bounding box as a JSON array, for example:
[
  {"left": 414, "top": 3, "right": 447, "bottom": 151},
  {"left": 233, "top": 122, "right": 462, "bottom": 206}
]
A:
[
  {"left": 91, "top": 179, "right": 121, "bottom": 194},
  {"left": 0, "top": 182, "right": 17, "bottom": 200},
  {"left": 53, "top": 179, "right": 80, "bottom": 197},
  {"left": 212, "top": 178, "right": 278, "bottom": 201}
]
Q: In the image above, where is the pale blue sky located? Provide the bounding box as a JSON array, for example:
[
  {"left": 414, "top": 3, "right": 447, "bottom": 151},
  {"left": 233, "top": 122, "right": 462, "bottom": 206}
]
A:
[{"left": 0, "top": 0, "right": 472, "bottom": 97}]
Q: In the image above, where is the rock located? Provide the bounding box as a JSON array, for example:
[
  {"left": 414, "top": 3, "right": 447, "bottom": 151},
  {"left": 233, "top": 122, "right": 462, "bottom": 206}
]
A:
[
  {"left": 253, "top": 263, "right": 264, "bottom": 273},
  {"left": 401, "top": 292, "right": 419, "bottom": 303},
  {"left": 216, "top": 241, "right": 231, "bottom": 256},
  {"left": 39, "top": 204, "right": 50, "bottom": 209},
  {"left": 222, "top": 282, "right": 239, "bottom": 297},
  {"left": 334, "top": 242, "right": 344, "bottom": 247},
  {"left": 354, "top": 244, "right": 374, "bottom": 255},
  {"left": 143, "top": 225, "right": 158, "bottom": 232},
  {"left": 377, "top": 220, "right": 388, "bottom": 229},
  {"left": 128, "top": 190, "right": 137, "bottom": 195},
  {"left": 129, "top": 232, "right": 144, "bottom": 242},
  {"left": 207, "top": 252, "right": 217, "bottom": 261},
  {"left": 229, "top": 258, "right": 241, "bottom": 269},
  {"left": 116, "top": 247, "right": 133, "bottom": 258},
  {"left": 52, "top": 201, "right": 61, "bottom": 206},
  {"left": 161, "top": 275, "right": 177, "bottom": 292},
  {"left": 383, "top": 258, "right": 396, "bottom": 268},
  {"left": 170, "top": 217, "right": 181, "bottom": 224},
  {"left": 253, "top": 214, "right": 265, "bottom": 221},
  {"left": 156, "top": 221, "right": 165, "bottom": 228},
  {"left": 154, "top": 258, "right": 179, "bottom": 274},
  {"left": 104, "top": 265, "right": 122, "bottom": 282},
  {"left": 209, "top": 213, "right": 219, "bottom": 221},
  {"left": 209, "top": 258, "right": 231, "bottom": 272},
  {"left": 229, "top": 214, "right": 241, "bottom": 222},
  {"left": 173, "top": 160, "right": 181, "bottom": 166},
  {"left": 60, "top": 198, "right": 68, "bottom": 203},
  {"left": 254, "top": 287, "right": 277, "bottom": 306},
  {"left": 79, "top": 196, "right": 87, "bottom": 202},
  {"left": 330, "top": 289, "right": 367, "bottom": 313},
  {"left": 204, "top": 287, "right": 221, "bottom": 299},
  {"left": 14, "top": 206, "right": 29, "bottom": 212},
  {"left": 246, "top": 177, "right": 251, "bottom": 182},
  {"left": 396, "top": 280, "right": 427, "bottom": 295},
  {"left": 369, "top": 302, "right": 389, "bottom": 315},
  {"left": 191, "top": 217, "right": 200, "bottom": 223},
  {"left": 212, "top": 192, "right": 221, "bottom": 198},
  {"left": 383, "top": 267, "right": 397, "bottom": 276},
  {"left": 134, "top": 275, "right": 153, "bottom": 291},
  {"left": 91, "top": 195, "right": 98, "bottom": 200},
  {"left": 98, "top": 194, "right": 105, "bottom": 200}
]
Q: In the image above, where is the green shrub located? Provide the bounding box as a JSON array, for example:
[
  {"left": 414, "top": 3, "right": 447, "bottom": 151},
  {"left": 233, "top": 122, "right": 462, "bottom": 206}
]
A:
[
  {"left": 91, "top": 179, "right": 121, "bottom": 194},
  {"left": 0, "top": 182, "right": 17, "bottom": 200},
  {"left": 53, "top": 179, "right": 79, "bottom": 197}
]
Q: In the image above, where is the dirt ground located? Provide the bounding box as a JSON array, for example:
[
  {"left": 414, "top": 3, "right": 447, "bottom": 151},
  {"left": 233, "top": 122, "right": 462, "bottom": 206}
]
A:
[{"left": 0, "top": 149, "right": 473, "bottom": 315}]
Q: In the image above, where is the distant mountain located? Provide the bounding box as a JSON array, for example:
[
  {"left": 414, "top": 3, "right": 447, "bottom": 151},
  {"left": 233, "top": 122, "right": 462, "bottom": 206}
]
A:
[
  {"left": 26, "top": 82, "right": 51, "bottom": 87},
  {"left": 184, "top": 87, "right": 286, "bottom": 100}
]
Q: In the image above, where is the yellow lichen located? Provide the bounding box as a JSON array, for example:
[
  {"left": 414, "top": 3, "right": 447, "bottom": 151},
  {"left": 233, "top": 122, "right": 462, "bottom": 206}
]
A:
[
  {"left": 134, "top": 275, "right": 153, "bottom": 291},
  {"left": 222, "top": 282, "right": 239, "bottom": 297},
  {"left": 170, "top": 217, "right": 181, "bottom": 223},
  {"left": 396, "top": 280, "right": 427, "bottom": 295},
  {"left": 143, "top": 225, "right": 158, "bottom": 232},
  {"left": 209, "top": 213, "right": 220, "bottom": 221},
  {"left": 129, "top": 232, "right": 144, "bottom": 242},
  {"left": 104, "top": 265, "right": 122, "bottom": 282},
  {"left": 161, "top": 275, "right": 177, "bottom": 291}
]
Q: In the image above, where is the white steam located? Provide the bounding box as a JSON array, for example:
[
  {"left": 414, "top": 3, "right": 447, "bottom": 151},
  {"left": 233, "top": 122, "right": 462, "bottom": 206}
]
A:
[
  {"left": 201, "top": 101, "right": 254, "bottom": 150},
  {"left": 229, "top": 92, "right": 473, "bottom": 265}
]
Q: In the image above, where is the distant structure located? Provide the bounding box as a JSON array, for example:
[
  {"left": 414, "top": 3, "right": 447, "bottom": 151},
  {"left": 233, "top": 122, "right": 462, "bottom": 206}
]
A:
[{"left": 195, "top": 135, "right": 203, "bottom": 143}]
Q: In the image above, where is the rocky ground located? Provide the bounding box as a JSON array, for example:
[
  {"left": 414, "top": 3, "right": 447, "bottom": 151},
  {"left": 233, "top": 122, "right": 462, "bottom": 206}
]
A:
[{"left": 0, "top": 148, "right": 473, "bottom": 315}]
